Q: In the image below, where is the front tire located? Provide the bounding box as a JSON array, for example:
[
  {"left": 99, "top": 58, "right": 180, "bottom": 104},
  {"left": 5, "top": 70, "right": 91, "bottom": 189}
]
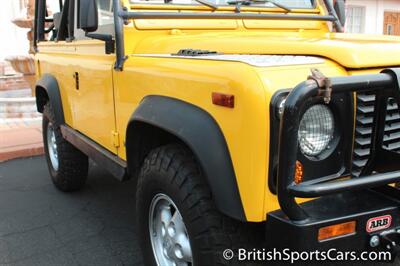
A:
[
  {"left": 136, "top": 144, "right": 262, "bottom": 266},
  {"left": 42, "top": 103, "right": 88, "bottom": 191}
]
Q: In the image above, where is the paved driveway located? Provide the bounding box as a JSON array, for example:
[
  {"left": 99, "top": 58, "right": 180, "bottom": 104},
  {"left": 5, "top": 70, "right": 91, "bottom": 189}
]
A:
[
  {"left": 0, "top": 156, "right": 399, "bottom": 266},
  {"left": 0, "top": 156, "right": 143, "bottom": 266}
]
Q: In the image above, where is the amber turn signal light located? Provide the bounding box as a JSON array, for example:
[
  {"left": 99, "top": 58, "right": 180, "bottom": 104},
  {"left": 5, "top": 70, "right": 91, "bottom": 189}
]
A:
[
  {"left": 212, "top": 92, "right": 234, "bottom": 108},
  {"left": 318, "top": 221, "right": 356, "bottom": 241},
  {"left": 294, "top": 161, "right": 303, "bottom": 184}
]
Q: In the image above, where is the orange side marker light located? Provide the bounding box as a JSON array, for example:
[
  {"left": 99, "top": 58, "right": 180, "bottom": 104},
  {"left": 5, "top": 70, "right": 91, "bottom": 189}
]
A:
[{"left": 212, "top": 92, "right": 234, "bottom": 108}]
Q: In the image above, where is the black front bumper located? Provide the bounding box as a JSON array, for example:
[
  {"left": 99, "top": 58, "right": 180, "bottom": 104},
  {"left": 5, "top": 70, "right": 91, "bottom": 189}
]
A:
[
  {"left": 277, "top": 68, "right": 400, "bottom": 221},
  {"left": 269, "top": 68, "right": 400, "bottom": 255},
  {"left": 266, "top": 189, "right": 400, "bottom": 253}
]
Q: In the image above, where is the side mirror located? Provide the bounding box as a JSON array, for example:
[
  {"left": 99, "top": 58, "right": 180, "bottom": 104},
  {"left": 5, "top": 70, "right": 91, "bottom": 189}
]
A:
[
  {"left": 78, "top": 0, "right": 98, "bottom": 33},
  {"left": 334, "top": 0, "right": 346, "bottom": 27}
]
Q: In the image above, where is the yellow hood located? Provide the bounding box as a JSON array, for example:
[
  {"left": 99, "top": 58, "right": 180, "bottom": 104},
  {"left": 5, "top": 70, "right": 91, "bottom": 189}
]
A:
[{"left": 131, "top": 31, "right": 400, "bottom": 69}]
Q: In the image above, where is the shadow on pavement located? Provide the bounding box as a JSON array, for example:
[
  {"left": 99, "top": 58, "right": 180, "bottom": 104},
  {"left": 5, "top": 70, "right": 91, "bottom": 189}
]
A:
[{"left": 0, "top": 156, "right": 398, "bottom": 266}]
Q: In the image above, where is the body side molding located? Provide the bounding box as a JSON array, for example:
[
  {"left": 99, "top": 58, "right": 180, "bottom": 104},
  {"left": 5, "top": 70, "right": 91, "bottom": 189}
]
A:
[{"left": 126, "top": 96, "right": 246, "bottom": 221}]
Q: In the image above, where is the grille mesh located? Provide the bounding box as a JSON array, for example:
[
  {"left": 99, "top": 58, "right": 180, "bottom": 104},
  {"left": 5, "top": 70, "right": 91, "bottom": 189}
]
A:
[{"left": 352, "top": 93, "right": 400, "bottom": 176}]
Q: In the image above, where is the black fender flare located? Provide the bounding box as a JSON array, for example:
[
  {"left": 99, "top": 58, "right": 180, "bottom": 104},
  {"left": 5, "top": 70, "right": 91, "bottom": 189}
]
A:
[
  {"left": 127, "top": 96, "right": 246, "bottom": 221},
  {"left": 35, "top": 74, "right": 65, "bottom": 125}
]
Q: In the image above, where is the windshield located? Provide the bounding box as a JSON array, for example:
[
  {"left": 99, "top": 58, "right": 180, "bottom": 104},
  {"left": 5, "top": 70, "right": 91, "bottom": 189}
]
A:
[{"left": 129, "top": 0, "right": 315, "bottom": 9}]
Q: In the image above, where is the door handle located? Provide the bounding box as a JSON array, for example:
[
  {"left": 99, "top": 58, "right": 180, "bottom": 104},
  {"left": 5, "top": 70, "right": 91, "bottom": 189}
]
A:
[{"left": 73, "top": 72, "right": 79, "bottom": 90}]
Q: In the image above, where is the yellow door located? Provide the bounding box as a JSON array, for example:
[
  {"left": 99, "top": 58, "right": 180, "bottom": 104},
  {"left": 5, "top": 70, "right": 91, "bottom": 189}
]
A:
[
  {"left": 35, "top": 0, "right": 120, "bottom": 157},
  {"left": 71, "top": 0, "right": 117, "bottom": 153},
  {"left": 71, "top": 41, "right": 117, "bottom": 153}
]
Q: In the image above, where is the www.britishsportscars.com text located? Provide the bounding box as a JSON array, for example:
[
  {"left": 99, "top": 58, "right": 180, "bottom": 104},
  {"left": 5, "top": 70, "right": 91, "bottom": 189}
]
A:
[{"left": 222, "top": 248, "right": 392, "bottom": 263}]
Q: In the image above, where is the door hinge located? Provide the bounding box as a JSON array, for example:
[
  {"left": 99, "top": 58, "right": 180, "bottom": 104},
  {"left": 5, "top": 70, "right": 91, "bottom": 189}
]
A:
[{"left": 112, "top": 131, "right": 120, "bottom": 148}]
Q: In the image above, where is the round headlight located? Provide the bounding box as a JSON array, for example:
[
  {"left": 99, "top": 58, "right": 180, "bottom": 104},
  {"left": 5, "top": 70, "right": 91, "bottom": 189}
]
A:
[{"left": 298, "top": 104, "right": 335, "bottom": 157}]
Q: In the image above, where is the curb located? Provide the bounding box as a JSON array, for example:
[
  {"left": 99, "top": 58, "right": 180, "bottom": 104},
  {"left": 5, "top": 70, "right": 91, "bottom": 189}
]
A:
[
  {"left": 0, "top": 124, "right": 44, "bottom": 163},
  {"left": 0, "top": 144, "right": 44, "bottom": 162}
]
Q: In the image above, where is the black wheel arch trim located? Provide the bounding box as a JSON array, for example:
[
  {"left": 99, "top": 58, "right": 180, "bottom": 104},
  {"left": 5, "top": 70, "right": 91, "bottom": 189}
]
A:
[
  {"left": 35, "top": 74, "right": 65, "bottom": 125},
  {"left": 126, "top": 95, "right": 246, "bottom": 221}
]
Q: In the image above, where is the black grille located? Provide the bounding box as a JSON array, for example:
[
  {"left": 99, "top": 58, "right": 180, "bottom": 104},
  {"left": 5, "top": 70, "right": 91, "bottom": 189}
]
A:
[{"left": 352, "top": 93, "right": 400, "bottom": 176}]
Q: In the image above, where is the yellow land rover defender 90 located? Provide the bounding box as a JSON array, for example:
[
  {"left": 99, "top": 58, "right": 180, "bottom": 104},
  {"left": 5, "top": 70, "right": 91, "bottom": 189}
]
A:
[{"left": 34, "top": 0, "right": 400, "bottom": 264}]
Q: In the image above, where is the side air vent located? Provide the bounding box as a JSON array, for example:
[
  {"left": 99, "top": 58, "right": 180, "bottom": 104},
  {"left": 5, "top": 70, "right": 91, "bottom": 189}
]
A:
[
  {"left": 352, "top": 93, "right": 400, "bottom": 176},
  {"left": 383, "top": 97, "right": 400, "bottom": 152},
  {"left": 352, "top": 93, "right": 375, "bottom": 177}
]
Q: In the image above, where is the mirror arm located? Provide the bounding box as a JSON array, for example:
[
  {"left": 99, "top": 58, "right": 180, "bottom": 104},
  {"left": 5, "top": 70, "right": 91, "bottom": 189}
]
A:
[{"left": 85, "top": 32, "right": 115, "bottom": 54}]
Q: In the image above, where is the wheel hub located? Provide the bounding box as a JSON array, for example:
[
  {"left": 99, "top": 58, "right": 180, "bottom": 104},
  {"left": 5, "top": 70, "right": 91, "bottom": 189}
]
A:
[
  {"left": 149, "top": 193, "right": 193, "bottom": 266},
  {"left": 47, "top": 122, "right": 59, "bottom": 171}
]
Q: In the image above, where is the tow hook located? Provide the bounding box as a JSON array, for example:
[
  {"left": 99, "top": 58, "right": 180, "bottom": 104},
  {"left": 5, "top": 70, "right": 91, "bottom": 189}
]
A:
[{"left": 370, "top": 229, "right": 400, "bottom": 255}]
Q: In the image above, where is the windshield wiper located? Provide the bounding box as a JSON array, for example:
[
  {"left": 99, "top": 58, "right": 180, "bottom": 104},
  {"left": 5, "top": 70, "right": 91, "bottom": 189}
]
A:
[
  {"left": 165, "top": 0, "right": 218, "bottom": 10},
  {"left": 227, "top": 0, "right": 291, "bottom": 13}
]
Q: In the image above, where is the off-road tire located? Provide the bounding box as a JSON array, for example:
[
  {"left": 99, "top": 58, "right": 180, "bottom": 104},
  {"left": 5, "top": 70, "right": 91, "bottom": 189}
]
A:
[
  {"left": 136, "top": 144, "right": 263, "bottom": 266},
  {"left": 42, "top": 103, "right": 88, "bottom": 191}
]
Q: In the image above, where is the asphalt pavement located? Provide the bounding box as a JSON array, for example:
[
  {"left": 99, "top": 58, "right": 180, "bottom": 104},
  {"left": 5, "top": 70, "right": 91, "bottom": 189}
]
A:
[
  {"left": 0, "top": 156, "right": 399, "bottom": 266},
  {"left": 0, "top": 156, "right": 143, "bottom": 266}
]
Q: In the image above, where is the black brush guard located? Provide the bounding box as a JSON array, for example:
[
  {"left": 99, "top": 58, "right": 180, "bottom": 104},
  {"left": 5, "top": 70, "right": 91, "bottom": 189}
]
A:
[{"left": 278, "top": 68, "right": 400, "bottom": 221}]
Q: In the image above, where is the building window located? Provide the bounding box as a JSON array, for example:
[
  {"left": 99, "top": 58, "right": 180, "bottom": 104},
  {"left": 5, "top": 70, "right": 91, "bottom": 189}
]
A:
[
  {"left": 387, "top": 24, "right": 394, "bottom": 35},
  {"left": 345, "top": 6, "right": 365, "bottom": 33}
]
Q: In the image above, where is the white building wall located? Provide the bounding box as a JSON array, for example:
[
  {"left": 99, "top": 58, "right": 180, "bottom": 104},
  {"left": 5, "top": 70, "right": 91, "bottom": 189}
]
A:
[
  {"left": 0, "top": 0, "right": 30, "bottom": 60},
  {"left": 346, "top": 0, "right": 400, "bottom": 35}
]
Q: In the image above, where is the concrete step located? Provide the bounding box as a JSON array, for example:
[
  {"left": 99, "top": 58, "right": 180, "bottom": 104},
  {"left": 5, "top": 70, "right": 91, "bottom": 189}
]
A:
[
  {"left": 0, "top": 117, "right": 42, "bottom": 127},
  {"left": 0, "top": 74, "right": 31, "bottom": 92},
  {"left": 0, "top": 112, "right": 41, "bottom": 119},
  {"left": 0, "top": 97, "right": 40, "bottom": 118},
  {"left": 0, "top": 88, "right": 32, "bottom": 98}
]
